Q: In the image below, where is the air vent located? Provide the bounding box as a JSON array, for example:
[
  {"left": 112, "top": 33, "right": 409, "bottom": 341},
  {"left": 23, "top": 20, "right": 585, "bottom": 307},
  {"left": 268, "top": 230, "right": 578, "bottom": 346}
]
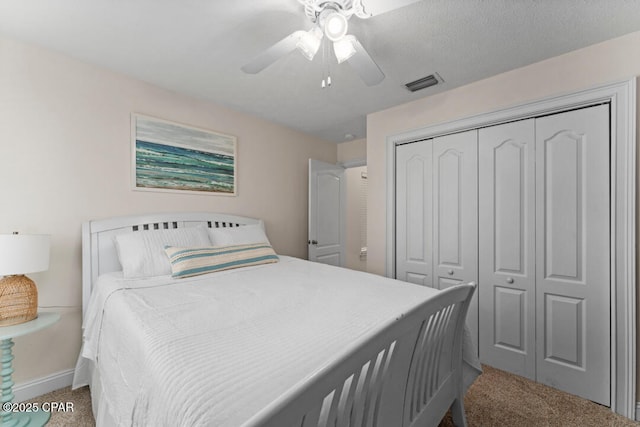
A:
[{"left": 405, "top": 73, "right": 442, "bottom": 92}]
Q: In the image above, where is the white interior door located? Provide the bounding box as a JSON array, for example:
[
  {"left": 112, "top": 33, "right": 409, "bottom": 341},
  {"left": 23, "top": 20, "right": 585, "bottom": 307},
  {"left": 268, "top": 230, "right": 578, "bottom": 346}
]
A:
[
  {"left": 395, "top": 141, "right": 433, "bottom": 287},
  {"left": 535, "top": 105, "right": 611, "bottom": 405},
  {"left": 478, "top": 119, "right": 536, "bottom": 380},
  {"left": 308, "top": 159, "right": 346, "bottom": 266},
  {"left": 432, "top": 130, "right": 479, "bottom": 351}
]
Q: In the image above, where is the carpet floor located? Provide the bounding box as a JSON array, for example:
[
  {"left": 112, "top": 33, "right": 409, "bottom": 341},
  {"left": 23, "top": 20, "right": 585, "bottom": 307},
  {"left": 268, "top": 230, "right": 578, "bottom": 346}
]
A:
[{"left": 27, "top": 365, "right": 639, "bottom": 426}]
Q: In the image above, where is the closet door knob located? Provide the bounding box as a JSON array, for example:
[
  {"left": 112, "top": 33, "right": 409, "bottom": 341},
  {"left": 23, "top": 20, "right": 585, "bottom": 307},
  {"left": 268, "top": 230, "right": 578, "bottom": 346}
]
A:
[
  {"left": 506, "top": 277, "right": 514, "bottom": 284},
  {"left": 447, "top": 269, "right": 454, "bottom": 275}
]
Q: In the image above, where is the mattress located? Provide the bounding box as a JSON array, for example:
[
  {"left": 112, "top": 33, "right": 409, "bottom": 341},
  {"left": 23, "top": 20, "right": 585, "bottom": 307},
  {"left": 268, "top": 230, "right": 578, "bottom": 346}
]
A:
[{"left": 73, "top": 256, "right": 481, "bottom": 426}]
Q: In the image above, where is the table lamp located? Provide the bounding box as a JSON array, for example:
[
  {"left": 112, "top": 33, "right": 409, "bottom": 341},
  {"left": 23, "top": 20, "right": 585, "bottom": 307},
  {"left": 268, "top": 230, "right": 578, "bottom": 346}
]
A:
[{"left": 0, "top": 233, "right": 50, "bottom": 326}]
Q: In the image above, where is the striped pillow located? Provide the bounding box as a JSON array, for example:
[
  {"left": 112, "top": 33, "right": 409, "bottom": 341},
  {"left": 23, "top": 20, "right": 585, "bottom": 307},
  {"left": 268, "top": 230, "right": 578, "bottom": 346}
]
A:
[{"left": 164, "top": 243, "right": 279, "bottom": 278}]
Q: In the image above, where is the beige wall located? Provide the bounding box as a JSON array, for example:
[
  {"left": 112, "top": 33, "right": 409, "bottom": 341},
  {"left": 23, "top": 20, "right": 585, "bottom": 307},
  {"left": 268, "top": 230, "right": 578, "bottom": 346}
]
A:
[
  {"left": 366, "top": 30, "right": 640, "bottom": 405},
  {"left": 337, "top": 138, "right": 366, "bottom": 163},
  {"left": 344, "top": 166, "right": 367, "bottom": 272},
  {"left": 0, "top": 36, "right": 336, "bottom": 384},
  {"left": 338, "top": 138, "right": 368, "bottom": 272}
]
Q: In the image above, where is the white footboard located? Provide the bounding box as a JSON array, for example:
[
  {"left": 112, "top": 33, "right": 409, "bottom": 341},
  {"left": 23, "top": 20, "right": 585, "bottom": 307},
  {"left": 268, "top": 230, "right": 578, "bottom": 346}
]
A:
[{"left": 243, "top": 283, "right": 476, "bottom": 427}]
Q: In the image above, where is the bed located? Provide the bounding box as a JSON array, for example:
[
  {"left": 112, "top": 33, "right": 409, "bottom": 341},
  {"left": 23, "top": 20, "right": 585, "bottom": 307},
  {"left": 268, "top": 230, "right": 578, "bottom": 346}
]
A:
[{"left": 73, "top": 212, "right": 481, "bottom": 427}]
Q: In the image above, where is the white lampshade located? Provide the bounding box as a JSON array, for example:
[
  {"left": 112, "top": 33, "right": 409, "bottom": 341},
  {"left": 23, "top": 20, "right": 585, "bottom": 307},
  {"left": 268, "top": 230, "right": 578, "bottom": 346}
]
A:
[
  {"left": 333, "top": 35, "right": 357, "bottom": 64},
  {"left": 297, "top": 28, "right": 322, "bottom": 61},
  {"left": 0, "top": 234, "right": 50, "bottom": 276}
]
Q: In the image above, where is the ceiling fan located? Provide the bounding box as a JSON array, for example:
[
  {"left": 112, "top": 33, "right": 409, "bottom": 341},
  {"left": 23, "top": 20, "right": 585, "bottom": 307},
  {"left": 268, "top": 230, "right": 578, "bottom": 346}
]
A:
[{"left": 241, "top": 0, "right": 421, "bottom": 87}]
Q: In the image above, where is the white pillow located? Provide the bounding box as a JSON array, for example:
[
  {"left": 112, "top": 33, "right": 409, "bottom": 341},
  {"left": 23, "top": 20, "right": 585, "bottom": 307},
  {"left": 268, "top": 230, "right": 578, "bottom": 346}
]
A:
[
  {"left": 207, "top": 223, "right": 271, "bottom": 247},
  {"left": 115, "top": 227, "right": 211, "bottom": 278}
]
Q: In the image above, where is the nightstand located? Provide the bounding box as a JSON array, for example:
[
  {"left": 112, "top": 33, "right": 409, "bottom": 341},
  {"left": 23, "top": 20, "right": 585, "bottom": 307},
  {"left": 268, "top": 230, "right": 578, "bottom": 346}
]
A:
[{"left": 0, "top": 312, "right": 60, "bottom": 427}]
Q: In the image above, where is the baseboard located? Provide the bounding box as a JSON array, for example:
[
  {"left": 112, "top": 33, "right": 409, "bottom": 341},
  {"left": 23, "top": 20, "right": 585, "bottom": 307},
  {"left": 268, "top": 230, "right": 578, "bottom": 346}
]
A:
[
  {"left": 636, "top": 401, "right": 640, "bottom": 421},
  {"left": 13, "top": 369, "right": 74, "bottom": 402}
]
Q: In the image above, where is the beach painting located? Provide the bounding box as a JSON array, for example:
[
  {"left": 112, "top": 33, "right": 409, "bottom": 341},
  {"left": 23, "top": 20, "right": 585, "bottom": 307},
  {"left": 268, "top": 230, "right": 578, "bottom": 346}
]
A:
[{"left": 132, "top": 114, "right": 236, "bottom": 195}]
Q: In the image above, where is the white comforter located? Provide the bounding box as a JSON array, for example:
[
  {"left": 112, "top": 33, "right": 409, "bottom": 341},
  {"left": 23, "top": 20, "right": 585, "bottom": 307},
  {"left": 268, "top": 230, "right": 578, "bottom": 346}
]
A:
[{"left": 74, "top": 256, "right": 481, "bottom": 427}]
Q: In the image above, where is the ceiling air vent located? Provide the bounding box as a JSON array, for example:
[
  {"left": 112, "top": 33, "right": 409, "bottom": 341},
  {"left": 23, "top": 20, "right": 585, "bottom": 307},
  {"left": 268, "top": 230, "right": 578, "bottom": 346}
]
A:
[{"left": 405, "top": 73, "right": 442, "bottom": 92}]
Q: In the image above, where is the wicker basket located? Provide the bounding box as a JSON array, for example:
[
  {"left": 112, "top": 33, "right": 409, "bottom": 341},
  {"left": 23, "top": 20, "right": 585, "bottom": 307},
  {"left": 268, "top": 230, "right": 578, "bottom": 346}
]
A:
[{"left": 0, "top": 275, "right": 38, "bottom": 326}]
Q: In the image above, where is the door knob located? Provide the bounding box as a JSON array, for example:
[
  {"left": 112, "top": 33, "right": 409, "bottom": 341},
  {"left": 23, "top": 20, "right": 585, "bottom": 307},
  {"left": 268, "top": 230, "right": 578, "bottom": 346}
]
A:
[
  {"left": 506, "top": 277, "right": 514, "bottom": 284},
  {"left": 309, "top": 240, "right": 318, "bottom": 245},
  {"left": 447, "top": 269, "right": 454, "bottom": 275}
]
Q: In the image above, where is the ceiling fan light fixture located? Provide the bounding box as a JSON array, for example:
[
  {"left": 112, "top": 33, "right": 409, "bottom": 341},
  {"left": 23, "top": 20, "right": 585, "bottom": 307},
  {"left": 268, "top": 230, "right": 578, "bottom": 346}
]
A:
[
  {"left": 324, "top": 11, "right": 348, "bottom": 42},
  {"left": 333, "top": 35, "right": 357, "bottom": 63},
  {"left": 296, "top": 28, "right": 322, "bottom": 60},
  {"left": 242, "top": 0, "right": 385, "bottom": 85}
]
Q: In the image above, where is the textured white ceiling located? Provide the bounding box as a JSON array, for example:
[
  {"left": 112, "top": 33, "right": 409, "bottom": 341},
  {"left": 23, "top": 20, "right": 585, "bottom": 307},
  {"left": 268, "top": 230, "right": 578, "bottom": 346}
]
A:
[{"left": 1, "top": 0, "right": 640, "bottom": 142}]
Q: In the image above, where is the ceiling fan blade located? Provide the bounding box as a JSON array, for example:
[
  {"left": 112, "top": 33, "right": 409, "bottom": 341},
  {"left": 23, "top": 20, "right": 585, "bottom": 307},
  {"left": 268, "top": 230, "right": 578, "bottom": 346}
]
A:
[
  {"left": 346, "top": 38, "right": 385, "bottom": 86},
  {"left": 241, "top": 30, "right": 305, "bottom": 74},
  {"left": 360, "top": 0, "right": 422, "bottom": 17}
]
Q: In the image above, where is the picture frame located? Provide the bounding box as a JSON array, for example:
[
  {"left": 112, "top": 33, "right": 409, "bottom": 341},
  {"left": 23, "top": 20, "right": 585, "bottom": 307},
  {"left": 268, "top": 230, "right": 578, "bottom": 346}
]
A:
[{"left": 131, "top": 114, "right": 237, "bottom": 196}]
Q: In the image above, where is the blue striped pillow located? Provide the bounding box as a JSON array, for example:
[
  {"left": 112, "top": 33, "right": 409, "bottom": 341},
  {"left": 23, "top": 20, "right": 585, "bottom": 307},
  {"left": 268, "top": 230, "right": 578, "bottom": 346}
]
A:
[{"left": 164, "top": 243, "right": 279, "bottom": 278}]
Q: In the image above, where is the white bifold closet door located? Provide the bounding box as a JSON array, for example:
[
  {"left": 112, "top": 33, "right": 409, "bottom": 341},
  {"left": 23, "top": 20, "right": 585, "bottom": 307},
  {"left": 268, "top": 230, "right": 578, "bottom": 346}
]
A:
[
  {"left": 432, "top": 130, "right": 478, "bottom": 351},
  {"left": 478, "top": 119, "right": 537, "bottom": 380},
  {"left": 395, "top": 130, "right": 478, "bottom": 351},
  {"left": 479, "top": 105, "right": 610, "bottom": 405},
  {"left": 395, "top": 141, "right": 433, "bottom": 286},
  {"left": 534, "top": 105, "right": 610, "bottom": 405}
]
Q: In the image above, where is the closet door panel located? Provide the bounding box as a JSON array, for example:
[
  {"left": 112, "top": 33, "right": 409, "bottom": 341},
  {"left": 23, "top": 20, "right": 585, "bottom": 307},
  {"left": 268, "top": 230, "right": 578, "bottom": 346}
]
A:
[
  {"left": 535, "top": 104, "right": 610, "bottom": 406},
  {"left": 433, "top": 130, "right": 478, "bottom": 281},
  {"left": 478, "top": 119, "right": 536, "bottom": 379},
  {"left": 433, "top": 130, "right": 478, "bottom": 350},
  {"left": 395, "top": 141, "right": 433, "bottom": 287}
]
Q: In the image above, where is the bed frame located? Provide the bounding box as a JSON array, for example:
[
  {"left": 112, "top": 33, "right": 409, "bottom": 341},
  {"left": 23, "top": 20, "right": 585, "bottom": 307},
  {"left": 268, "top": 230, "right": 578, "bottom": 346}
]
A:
[
  {"left": 82, "top": 212, "right": 475, "bottom": 427},
  {"left": 81, "top": 211, "right": 263, "bottom": 315}
]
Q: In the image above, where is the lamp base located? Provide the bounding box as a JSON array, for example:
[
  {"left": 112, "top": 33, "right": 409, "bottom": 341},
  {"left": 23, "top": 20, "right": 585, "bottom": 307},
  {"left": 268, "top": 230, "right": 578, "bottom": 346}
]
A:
[{"left": 0, "top": 275, "right": 38, "bottom": 327}]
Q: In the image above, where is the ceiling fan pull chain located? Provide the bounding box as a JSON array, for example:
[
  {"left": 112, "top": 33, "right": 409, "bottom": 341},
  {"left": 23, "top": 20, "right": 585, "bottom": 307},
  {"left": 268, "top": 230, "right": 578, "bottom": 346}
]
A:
[
  {"left": 321, "top": 36, "right": 330, "bottom": 89},
  {"left": 321, "top": 37, "right": 325, "bottom": 88},
  {"left": 326, "top": 38, "right": 332, "bottom": 88}
]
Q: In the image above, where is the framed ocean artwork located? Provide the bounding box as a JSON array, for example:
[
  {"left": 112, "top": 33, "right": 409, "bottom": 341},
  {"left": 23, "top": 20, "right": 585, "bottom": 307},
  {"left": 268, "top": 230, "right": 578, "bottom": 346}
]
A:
[{"left": 131, "top": 114, "right": 237, "bottom": 195}]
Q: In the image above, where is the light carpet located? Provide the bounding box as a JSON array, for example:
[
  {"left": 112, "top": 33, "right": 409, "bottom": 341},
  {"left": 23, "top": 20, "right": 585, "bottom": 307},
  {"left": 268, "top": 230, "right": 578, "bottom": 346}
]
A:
[{"left": 26, "top": 365, "right": 639, "bottom": 426}]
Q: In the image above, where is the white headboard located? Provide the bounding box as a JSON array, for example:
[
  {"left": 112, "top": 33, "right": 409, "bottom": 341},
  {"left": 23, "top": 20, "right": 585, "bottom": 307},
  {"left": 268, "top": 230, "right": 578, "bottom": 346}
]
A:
[{"left": 81, "top": 212, "right": 263, "bottom": 316}]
